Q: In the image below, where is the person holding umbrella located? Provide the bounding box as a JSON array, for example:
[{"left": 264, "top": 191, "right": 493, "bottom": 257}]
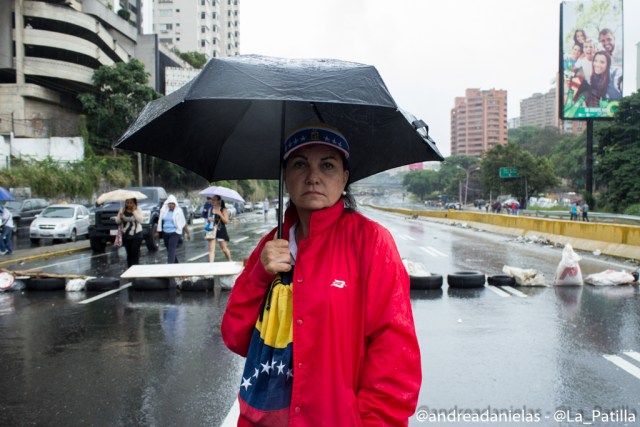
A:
[
  {"left": 115, "top": 198, "right": 143, "bottom": 267},
  {"left": 156, "top": 195, "right": 190, "bottom": 263},
  {"left": 221, "top": 124, "right": 421, "bottom": 425},
  {"left": 205, "top": 195, "right": 232, "bottom": 262}
]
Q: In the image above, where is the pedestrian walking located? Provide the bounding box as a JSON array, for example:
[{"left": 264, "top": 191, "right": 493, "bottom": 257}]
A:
[
  {"left": 204, "top": 195, "right": 232, "bottom": 262},
  {"left": 115, "top": 198, "right": 143, "bottom": 267},
  {"left": 570, "top": 203, "right": 578, "bottom": 221},
  {"left": 221, "top": 123, "right": 421, "bottom": 425},
  {"left": 156, "top": 195, "right": 190, "bottom": 263},
  {"left": 263, "top": 197, "right": 269, "bottom": 220},
  {"left": 581, "top": 202, "right": 590, "bottom": 222},
  {"left": 0, "top": 205, "right": 14, "bottom": 255}
]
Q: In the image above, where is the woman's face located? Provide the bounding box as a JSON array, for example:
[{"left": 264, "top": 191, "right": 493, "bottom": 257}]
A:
[
  {"left": 285, "top": 144, "right": 349, "bottom": 215},
  {"left": 213, "top": 196, "right": 221, "bottom": 207},
  {"left": 168, "top": 202, "right": 176, "bottom": 211},
  {"left": 592, "top": 53, "right": 608, "bottom": 75},
  {"left": 575, "top": 31, "right": 585, "bottom": 43},
  {"left": 125, "top": 199, "right": 135, "bottom": 209}
]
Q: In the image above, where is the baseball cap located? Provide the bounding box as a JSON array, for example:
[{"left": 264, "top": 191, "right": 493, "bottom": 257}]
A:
[{"left": 283, "top": 123, "right": 350, "bottom": 161}]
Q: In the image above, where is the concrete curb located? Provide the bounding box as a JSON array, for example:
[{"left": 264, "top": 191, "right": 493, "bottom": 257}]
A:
[{"left": 0, "top": 243, "right": 90, "bottom": 267}]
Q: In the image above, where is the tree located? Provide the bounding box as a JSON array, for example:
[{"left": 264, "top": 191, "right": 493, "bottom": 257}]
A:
[
  {"left": 480, "top": 142, "right": 558, "bottom": 202},
  {"left": 403, "top": 170, "right": 439, "bottom": 201},
  {"left": 549, "top": 132, "right": 586, "bottom": 190},
  {"left": 595, "top": 91, "right": 640, "bottom": 211},
  {"left": 171, "top": 48, "right": 208, "bottom": 69},
  {"left": 509, "top": 126, "right": 563, "bottom": 157},
  {"left": 78, "top": 59, "right": 160, "bottom": 154}
]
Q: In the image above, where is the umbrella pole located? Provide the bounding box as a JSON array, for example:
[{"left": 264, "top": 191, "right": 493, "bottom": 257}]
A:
[{"left": 277, "top": 102, "right": 286, "bottom": 238}]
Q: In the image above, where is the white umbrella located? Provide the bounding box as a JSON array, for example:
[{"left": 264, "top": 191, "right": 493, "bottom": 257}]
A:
[
  {"left": 199, "top": 186, "right": 245, "bottom": 203},
  {"left": 96, "top": 189, "right": 148, "bottom": 205}
]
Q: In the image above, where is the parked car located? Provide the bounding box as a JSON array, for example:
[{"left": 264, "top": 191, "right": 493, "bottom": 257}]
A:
[
  {"left": 179, "top": 199, "right": 195, "bottom": 224},
  {"left": 3, "top": 198, "right": 49, "bottom": 228},
  {"left": 226, "top": 204, "right": 237, "bottom": 218},
  {"left": 193, "top": 204, "right": 204, "bottom": 219},
  {"left": 29, "top": 204, "right": 90, "bottom": 244},
  {"left": 253, "top": 201, "right": 264, "bottom": 213},
  {"left": 243, "top": 202, "right": 253, "bottom": 212}
]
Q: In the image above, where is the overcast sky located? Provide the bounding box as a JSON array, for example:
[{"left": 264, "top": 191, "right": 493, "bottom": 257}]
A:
[{"left": 240, "top": 0, "right": 640, "bottom": 157}]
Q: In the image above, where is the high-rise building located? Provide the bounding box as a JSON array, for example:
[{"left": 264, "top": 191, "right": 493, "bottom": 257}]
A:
[
  {"left": 520, "top": 88, "right": 558, "bottom": 128},
  {"left": 450, "top": 88, "right": 508, "bottom": 157},
  {"left": 152, "top": 0, "right": 239, "bottom": 59}
]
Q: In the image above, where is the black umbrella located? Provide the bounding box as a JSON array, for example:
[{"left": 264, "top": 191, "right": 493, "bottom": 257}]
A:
[{"left": 115, "top": 55, "right": 443, "bottom": 233}]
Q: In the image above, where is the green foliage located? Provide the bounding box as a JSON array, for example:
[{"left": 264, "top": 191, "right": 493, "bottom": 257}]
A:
[
  {"left": 117, "top": 8, "right": 130, "bottom": 21},
  {"left": 595, "top": 91, "right": 640, "bottom": 211},
  {"left": 480, "top": 142, "right": 558, "bottom": 200},
  {"left": 509, "top": 126, "right": 563, "bottom": 157},
  {"left": 403, "top": 170, "right": 439, "bottom": 201},
  {"left": 179, "top": 51, "right": 208, "bottom": 69},
  {"left": 0, "top": 156, "right": 131, "bottom": 199},
  {"left": 78, "top": 59, "right": 160, "bottom": 153},
  {"left": 623, "top": 204, "right": 640, "bottom": 216},
  {"left": 549, "top": 133, "right": 586, "bottom": 189}
]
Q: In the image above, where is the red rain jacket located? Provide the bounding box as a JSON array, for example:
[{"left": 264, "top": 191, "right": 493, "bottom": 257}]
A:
[{"left": 222, "top": 202, "right": 422, "bottom": 426}]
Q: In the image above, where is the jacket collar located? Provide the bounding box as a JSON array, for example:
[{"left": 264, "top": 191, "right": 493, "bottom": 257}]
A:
[{"left": 283, "top": 201, "right": 345, "bottom": 240}]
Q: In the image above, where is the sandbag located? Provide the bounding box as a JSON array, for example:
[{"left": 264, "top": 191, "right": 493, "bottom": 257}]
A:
[{"left": 554, "top": 244, "right": 583, "bottom": 286}]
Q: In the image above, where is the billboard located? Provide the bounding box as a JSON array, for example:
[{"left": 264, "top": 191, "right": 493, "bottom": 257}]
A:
[{"left": 559, "top": 0, "right": 623, "bottom": 120}]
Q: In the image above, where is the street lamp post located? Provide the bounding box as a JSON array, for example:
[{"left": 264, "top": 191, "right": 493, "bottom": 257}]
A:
[{"left": 463, "top": 167, "right": 481, "bottom": 207}]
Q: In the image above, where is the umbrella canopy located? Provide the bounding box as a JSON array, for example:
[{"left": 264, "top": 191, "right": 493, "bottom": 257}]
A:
[
  {"left": 115, "top": 55, "right": 443, "bottom": 184},
  {"left": 96, "top": 189, "right": 148, "bottom": 205},
  {"left": 199, "top": 186, "right": 245, "bottom": 204},
  {"left": 0, "top": 187, "right": 15, "bottom": 201}
]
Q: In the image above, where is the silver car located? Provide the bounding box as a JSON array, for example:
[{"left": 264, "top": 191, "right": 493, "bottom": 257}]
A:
[{"left": 29, "top": 204, "right": 91, "bottom": 244}]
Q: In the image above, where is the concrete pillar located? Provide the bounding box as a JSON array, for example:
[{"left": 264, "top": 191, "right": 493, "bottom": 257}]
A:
[
  {"left": 0, "top": 0, "right": 12, "bottom": 69},
  {"left": 14, "top": 0, "right": 25, "bottom": 84}
]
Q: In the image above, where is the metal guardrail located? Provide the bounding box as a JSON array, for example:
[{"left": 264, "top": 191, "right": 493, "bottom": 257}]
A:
[{"left": 518, "top": 209, "right": 640, "bottom": 225}]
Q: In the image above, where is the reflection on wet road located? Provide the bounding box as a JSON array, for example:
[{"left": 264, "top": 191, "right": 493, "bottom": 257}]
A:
[{"left": 0, "top": 207, "right": 639, "bottom": 426}]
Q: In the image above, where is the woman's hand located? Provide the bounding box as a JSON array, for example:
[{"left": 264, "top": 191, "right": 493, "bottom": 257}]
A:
[{"left": 260, "top": 238, "right": 291, "bottom": 275}]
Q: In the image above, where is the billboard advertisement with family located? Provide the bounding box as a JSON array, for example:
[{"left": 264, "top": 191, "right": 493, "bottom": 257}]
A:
[{"left": 560, "top": 0, "right": 623, "bottom": 120}]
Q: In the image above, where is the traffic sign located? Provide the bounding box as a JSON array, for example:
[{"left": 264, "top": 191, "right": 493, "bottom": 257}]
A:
[{"left": 499, "top": 167, "right": 519, "bottom": 178}]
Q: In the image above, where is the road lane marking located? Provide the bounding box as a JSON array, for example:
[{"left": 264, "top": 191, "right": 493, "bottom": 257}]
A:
[
  {"left": 401, "top": 234, "right": 416, "bottom": 241},
  {"left": 486, "top": 285, "right": 511, "bottom": 297},
  {"left": 624, "top": 351, "right": 640, "bottom": 364},
  {"left": 232, "top": 236, "right": 249, "bottom": 243},
  {"left": 77, "top": 283, "right": 132, "bottom": 304},
  {"left": 254, "top": 229, "right": 270, "bottom": 235},
  {"left": 221, "top": 398, "right": 240, "bottom": 427},
  {"left": 419, "top": 246, "right": 448, "bottom": 257},
  {"left": 188, "top": 252, "right": 210, "bottom": 262},
  {"left": 501, "top": 286, "right": 528, "bottom": 298},
  {"left": 603, "top": 354, "right": 640, "bottom": 380}
]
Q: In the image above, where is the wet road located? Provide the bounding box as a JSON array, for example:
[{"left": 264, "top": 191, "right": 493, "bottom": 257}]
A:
[{"left": 1, "top": 206, "right": 639, "bottom": 426}]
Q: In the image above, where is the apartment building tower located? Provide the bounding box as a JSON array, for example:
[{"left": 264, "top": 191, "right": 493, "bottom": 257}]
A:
[
  {"left": 153, "top": 0, "right": 240, "bottom": 59},
  {"left": 520, "top": 88, "right": 558, "bottom": 128},
  {"left": 450, "top": 88, "right": 508, "bottom": 157}
]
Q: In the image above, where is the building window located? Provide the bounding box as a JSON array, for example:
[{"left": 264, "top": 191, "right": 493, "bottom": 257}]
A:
[
  {"left": 201, "top": 40, "right": 206, "bottom": 47},
  {"left": 201, "top": 12, "right": 206, "bottom": 19},
  {"left": 158, "top": 9, "right": 172, "bottom": 17}
]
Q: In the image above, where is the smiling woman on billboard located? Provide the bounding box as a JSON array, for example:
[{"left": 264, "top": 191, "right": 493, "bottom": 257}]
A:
[{"left": 560, "top": 0, "right": 623, "bottom": 120}]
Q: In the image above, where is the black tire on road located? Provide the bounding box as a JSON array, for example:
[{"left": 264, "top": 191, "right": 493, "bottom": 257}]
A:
[
  {"left": 410, "top": 274, "right": 443, "bottom": 290},
  {"left": 26, "top": 277, "right": 66, "bottom": 291},
  {"left": 487, "top": 275, "right": 516, "bottom": 287},
  {"left": 179, "top": 278, "right": 214, "bottom": 291},
  {"left": 30, "top": 238, "right": 40, "bottom": 245},
  {"left": 90, "top": 237, "right": 106, "bottom": 253},
  {"left": 132, "top": 277, "right": 170, "bottom": 291},
  {"left": 68, "top": 229, "right": 77, "bottom": 243},
  {"left": 145, "top": 222, "right": 159, "bottom": 252},
  {"left": 447, "top": 271, "right": 486, "bottom": 289},
  {"left": 86, "top": 277, "right": 121, "bottom": 291}
]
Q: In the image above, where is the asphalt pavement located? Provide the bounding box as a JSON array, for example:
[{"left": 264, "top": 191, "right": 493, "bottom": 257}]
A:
[{"left": 0, "top": 238, "right": 89, "bottom": 268}]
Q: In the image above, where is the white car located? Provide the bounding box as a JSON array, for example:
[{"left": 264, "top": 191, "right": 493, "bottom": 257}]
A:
[{"left": 29, "top": 204, "right": 91, "bottom": 244}]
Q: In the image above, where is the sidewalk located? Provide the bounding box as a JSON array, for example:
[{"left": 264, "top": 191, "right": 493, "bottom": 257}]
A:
[{"left": 0, "top": 240, "right": 90, "bottom": 267}]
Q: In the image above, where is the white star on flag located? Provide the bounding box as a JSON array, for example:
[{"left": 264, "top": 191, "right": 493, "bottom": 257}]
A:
[
  {"left": 276, "top": 361, "right": 286, "bottom": 375},
  {"left": 252, "top": 368, "right": 259, "bottom": 379},
  {"left": 241, "top": 377, "right": 252, "bottom": 390},
  {"left": 261, "top": 361, "right": 273, "bottom": 374},
  {"left": 286, "top": 368, "right": 294, "bottom": 380}
]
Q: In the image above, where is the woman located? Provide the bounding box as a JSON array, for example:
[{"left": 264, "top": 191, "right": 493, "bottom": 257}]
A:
[
  {"left": 156, "top": 194, "right": 190, "bottom": 263},
  {"left": 205, "top": 195, "right": 232, "bottom": 262},
  {"left": 587, "top": 50, "right": 621, "bottom": 107},
  {"left": 221, "top": 124, "right": 421, "bottom": 426},
  {"left": 573, "top": 29, "right": 586, "bottom": 49},
  {"left": 115, "top": 197, "right": 143, "bottom": 267}
]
